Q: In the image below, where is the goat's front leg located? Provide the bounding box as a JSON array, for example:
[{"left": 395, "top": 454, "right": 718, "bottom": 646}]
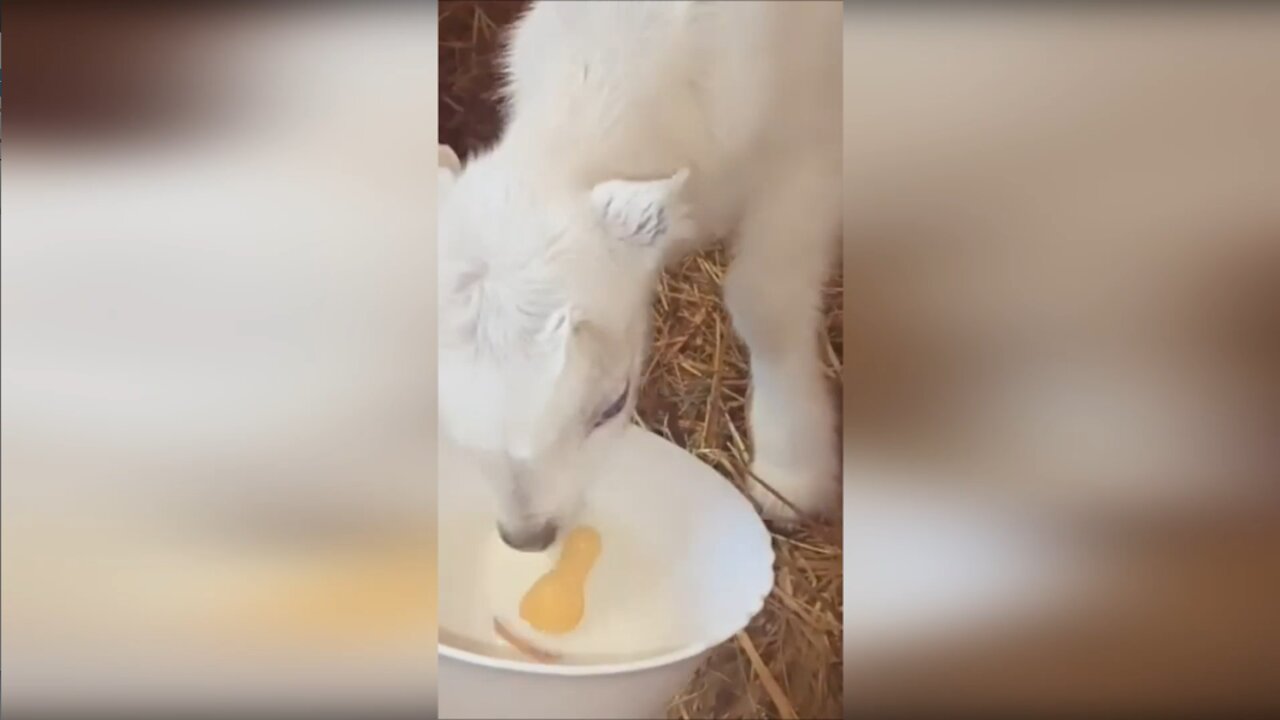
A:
[{"left": 725, "top": 154, "right": 840, "bottom": 521}]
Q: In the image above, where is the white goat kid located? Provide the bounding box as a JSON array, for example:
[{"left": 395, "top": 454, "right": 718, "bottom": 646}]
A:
[{"left": 438, "top": 1, "right": 841, "bottom": 551}]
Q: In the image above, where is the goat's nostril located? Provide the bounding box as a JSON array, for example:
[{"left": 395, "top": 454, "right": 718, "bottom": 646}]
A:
[{"left": 498, "top": 521, "right": 559, "bottom": 552}]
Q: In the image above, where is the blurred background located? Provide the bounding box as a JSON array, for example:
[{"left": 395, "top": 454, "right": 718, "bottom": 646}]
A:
[
  {"left": 2, "top": 3, "right": 438, "bottom": 717},
  {"left": 843, "top": 5, "right": 1280, "bottom": 714}
]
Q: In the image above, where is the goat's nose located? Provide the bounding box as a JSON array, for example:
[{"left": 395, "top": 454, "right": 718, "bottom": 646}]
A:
[{"left": 498, "top": 520, "right": 558, "bottom": 552}]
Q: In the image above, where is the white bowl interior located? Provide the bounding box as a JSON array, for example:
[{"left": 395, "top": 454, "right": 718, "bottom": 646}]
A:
[{"left": 438, "top": 426, "right": 774, "bottom": 669}]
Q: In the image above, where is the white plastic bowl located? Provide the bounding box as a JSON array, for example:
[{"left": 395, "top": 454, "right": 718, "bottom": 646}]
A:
[{"left": 438, "top": 426, "right": 775, "bottom": 719}]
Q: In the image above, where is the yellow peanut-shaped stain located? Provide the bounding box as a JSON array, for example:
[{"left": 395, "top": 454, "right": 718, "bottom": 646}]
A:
[{"left": 519, "top": 526, "right": 602, "bottom": 634}]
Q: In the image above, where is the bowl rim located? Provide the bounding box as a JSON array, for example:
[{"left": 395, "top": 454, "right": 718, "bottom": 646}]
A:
[
  {"left": 438, "top": 632, "right": 728, "bottom": 677},
  {"left": 437, "top": 426, "right": 776, "bottom": 677}
]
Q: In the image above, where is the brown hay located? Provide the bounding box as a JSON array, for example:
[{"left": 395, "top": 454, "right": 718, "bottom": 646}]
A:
[{"left": 439, "top": 3, "right": 843, "bottom": 718}]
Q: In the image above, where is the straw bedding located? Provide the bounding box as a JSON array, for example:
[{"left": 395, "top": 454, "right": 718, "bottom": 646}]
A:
[{"left": 439, "top": 3, "right": 843, "bottom": 717}]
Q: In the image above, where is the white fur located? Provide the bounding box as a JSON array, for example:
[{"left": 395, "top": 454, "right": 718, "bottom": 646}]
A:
[{"left": 438, "top": 0, "right": 841, "bottom": 537}]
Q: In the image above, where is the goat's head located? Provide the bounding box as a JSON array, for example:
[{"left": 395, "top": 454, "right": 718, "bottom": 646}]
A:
[{"left": 438, "top": 147, "right": 692, "bottom": 550}]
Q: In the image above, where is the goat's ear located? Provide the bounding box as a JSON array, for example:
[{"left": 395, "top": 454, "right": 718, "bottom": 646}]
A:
[
  {"left": 439, "top": 144, "right": 462, "bottom": 195},
  {"left": 535, "top": 303, "right": 580, "bottom": 375},
  {"left": 591, "top": 168, "right": 692, "bottom": 247},
  {"left": 438, "top": 257, "right": 484, "bottom": 348},
  {"left": 536, "top": 303, "right": 580, "bottom": 346}
]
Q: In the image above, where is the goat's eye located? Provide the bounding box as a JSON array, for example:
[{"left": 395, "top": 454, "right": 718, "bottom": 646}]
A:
[{"left": 593, "top": 383, "right": 630, "bottom": 429}]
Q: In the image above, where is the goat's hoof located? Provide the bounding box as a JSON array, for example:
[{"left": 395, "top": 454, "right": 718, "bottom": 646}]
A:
[{"left": 747, "top": 459, "right": 839, "bottom": 524}]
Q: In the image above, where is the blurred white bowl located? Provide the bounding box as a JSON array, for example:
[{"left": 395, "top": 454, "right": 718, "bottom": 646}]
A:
[
  {"left": 438, "top": 426, "right": 774, "bottom": 719},
  {"left": 843, "top": 478, "right": 1091, "bottom": 664}
]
